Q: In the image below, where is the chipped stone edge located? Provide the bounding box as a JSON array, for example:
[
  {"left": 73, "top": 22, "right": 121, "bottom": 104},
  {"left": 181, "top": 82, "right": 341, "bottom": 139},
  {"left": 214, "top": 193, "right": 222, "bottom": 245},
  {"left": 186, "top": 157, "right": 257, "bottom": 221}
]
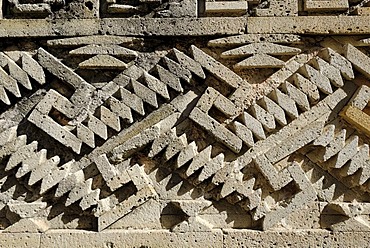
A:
[
  {"left": 248, "top": 16, "right": 370, "bottom": 34},
  {"left": 0, "top": 18, "right": 247, "bottom": 37},
  {"left": 2, "top": 229, "right": 370, "bottom": 247},
  {"left": 2, "top": 16, "right": 370, "bottom": 37}
]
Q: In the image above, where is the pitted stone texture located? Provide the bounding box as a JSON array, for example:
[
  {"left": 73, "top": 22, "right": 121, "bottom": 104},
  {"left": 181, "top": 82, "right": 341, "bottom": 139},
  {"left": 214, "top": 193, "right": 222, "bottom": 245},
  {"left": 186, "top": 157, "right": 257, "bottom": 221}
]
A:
[
  {"left": 40, "top": 230, "right": 223, "bottom": 248},
  {"left": 2, "top": 2, "right": 370, "bottom": 244}
]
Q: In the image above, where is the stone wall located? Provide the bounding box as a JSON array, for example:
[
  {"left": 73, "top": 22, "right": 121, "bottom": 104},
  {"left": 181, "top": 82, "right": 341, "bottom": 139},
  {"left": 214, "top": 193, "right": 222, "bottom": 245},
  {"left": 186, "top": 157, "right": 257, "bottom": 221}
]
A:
[{"left": 1, "top": 0, "right": 370, "bottom": 247}]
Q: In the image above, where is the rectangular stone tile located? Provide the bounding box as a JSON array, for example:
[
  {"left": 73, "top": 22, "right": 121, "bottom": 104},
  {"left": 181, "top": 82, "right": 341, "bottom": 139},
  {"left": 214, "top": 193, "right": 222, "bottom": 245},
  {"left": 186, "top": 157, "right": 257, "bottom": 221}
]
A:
[
  {"left": 40, "top": 230, "right": 223, "bottom": 248},
  {"left": 223, "top": 229, "right": 370, "bottom": 247},
  {"left": 101, "top": 18, "right": 247, "bottom": 36},
  {"left": 248, "top": 16, "right": 370, "bottom": 34},
  {"left": 0, "top": 18, "right": 247, "bottom": 38}
]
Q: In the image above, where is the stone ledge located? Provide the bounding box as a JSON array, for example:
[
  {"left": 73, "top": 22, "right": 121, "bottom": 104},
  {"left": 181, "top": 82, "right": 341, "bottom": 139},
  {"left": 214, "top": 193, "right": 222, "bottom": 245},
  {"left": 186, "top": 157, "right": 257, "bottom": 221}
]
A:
[
  {"left": 2, "top": 16, "right": 370, "bottom": 37},
  {"left": 1, "top": 230, "right": 370, "bottom": 247},
  {"left": 248, "top": 16, "right": 370, "bottom": 34},
  {"left": 0, "top": 18, "right": 247, "bottom": 37},
  {"left": 223, "top": 229, "right": 370, "bottom": 247},
  {"left": 27, "top": 230, "right": 224, "bottom": 248}
]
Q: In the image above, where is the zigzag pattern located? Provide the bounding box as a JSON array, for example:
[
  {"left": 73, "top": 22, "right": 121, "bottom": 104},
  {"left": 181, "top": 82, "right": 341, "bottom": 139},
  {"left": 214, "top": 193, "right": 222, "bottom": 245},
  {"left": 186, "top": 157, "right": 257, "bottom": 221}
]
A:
[
  {"left": 307, "top": 124, "right": 370, "bottom": 188},
  {"left": 3, "top": 36, "right": 370, "bottom": 234},
  {"left": 28, "top": 47, "right": 205, "bottom": 153},
  {"left": 148, "top": 125, "right": 226, "bottom": 183},
  {"left": 190, "top": 48, "right": 353, "bottom": 154},
  {"left": 0, "top": 129, "right": 73, "bottom": 195},
  {"left": 0, "top": 52, "right": 45, "bottom": 105}
]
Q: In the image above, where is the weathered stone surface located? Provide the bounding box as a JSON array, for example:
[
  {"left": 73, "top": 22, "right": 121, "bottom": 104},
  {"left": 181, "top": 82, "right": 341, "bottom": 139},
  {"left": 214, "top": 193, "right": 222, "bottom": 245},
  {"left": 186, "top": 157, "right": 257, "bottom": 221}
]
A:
[
  {"left": 248, "top": 16, "right": 370, "bottom": 34},
  {"left": 0, "top": 233, "right": 41, "bottom": 247},
  {"left": 40, "top": 230, "right": 223, "bottom": 248},
  {"left": 1, "top": 0, "right": 370, "bottom": 246},
  {"left": 223, "top": 230, "right": 370, "bottom": 247}
]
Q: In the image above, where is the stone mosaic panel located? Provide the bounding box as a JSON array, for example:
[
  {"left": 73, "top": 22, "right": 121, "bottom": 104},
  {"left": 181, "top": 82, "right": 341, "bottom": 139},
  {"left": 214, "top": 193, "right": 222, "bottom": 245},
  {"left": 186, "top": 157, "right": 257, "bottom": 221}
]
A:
[{"left": 1, "top": 0, "right": 370, "bottom": 247}]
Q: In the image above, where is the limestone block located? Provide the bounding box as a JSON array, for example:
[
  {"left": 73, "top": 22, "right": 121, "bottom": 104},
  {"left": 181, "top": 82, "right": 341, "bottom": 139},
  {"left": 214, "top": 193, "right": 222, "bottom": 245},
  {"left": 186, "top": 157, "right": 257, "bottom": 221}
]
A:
[
  {"left": 300, "top": 64, "right": 333, "bottom": 95},
  {"left": 196, "top": 87, "right": 219, "bottom": 113},
  {"left": 233, "top": 121, "right": 254, "bottom": 147},
  {"left": 185, "top": 146, "right": 210, "bottom": 177},
  {"left": 156, "top": 65, "right": 184, "bottom": 92},
  {"left": 344, "top": 144, "right": 369, "bottom": 176},
  {"left": 259, "top": 96, "right": 288, "bottom": 125},
  {"left": 37, "top": 48, "right": 85, "bottom": 89},
  {"left": 163, "top": 133, "right": 188, "bottom": 161},
  {"left": 304, "top": 0, "right": 349, "bottom": 12},
  {"left": 177, "top": 141, "right": 198, "bottom": 168},
  {"left": 241, "top": 111, "right": 266, "bottom": 140},
  {"left": 87, "top": 113, "right": 108, "bottom": 140},
  {"left": 270, "top": 88, "right": 299, "bottom": 119},
  {"left": 221, "top": 43, "right": 301, "bottom": 58},
  {"left": 254, "top": 154, "right": 292, "bottom": 191},
  {"left": 281, "top": 81, "right": 310, "bottom": 111},
  {"left": 308, "top": 129, "right": 347, "bottom": 163},
  {"left": 143, "top": 72, "right": 170, "bottom": 100},
  {"left": 70, "top": 44, "right": 137, "bottom": 57},
  {"left": 320, "top": 47, "right": 354, "bottom": 80},
  {"left": 191, "top": 45, "right": 243, "bottom": 88},
  {"left": 190, "top": 107, "right": 242, "bottom": 153},
  {"left": 321, "top": 83, "right": 356, "bottom": 111},
  {"left": 5, "top": 141, "right": 38, "bottom": 171},
  {"left": 7, "top": 201, "right": 47, "bottom": 218},
  {"left": 163, "top": 57, "right": 192, "bottom": 84},
  {"left": 313, "top": 57, "right": 344, "bottom": 88},
  {"left": 40, "top": 230, "right": 223, "bottom": 248},
  {"left": 205, "top": 1, "right": 248, "bottom": 15},
  {"left": 55, "top": 170, "right": 85, "bottom": 198},
  {"left": 234, "top": 54, "right": 286, "bottom": 69},
  {"left": 350, "top": 85, "right": 370, "bottom": 110},
  {"left": 97, "top": 186, "right": 157, "bottom": 231},
  {"left": 79, "top": 54, "right": 128, "bottom": 70},
  {"left": 47, "top": 36, "right": 141, "bottom": 46},
  {"left": 341, "top": 106, "right": 370, "bottom": 138},
  {"left": 197, "top": 153, "right": 224, "bottom": 182},
  {"left": 131, "top": 80, "right": 158, "bottom": 108},
  {"left": 262, "top": 163, "right": 317, "bottom": 230},
  {"left": 118, "top": 87, "right": 145, "bottom": 115},
  {"left": 0, "top": 67, "right": 20, "bottom": 103},
  {"left": 208, "top": 34, "right": 302, "bottom": 47},
  {"left": 94, "top": 154, "right": 119, "bottom": 182},
  {"left": 326, "top": 135, "right": 359, "bottom": 169},
  {"left": 291, "top": 73, "right": 320, "bottom": 104},
  {"left": 40, "top": 161, "right": 73, "bottom": 194},
  {"left": 345, "top": 44, "right": 370, "bottom": 79},
  {"left": 172, "top": 48, "right": 206, "bottom": 79},
  {"left": 108, "top": 199, "right": 162, "bottom": 229},
  {"left": 0, "top": 53, "right": 31, "bottom": 91},
  {"left": 248, "top": 16, "right": 370, "bottom": 35},
  {"left": 266, "top": 120, "right": 324, "bottom": 163},
  {"left": 250, "top": 103, "right": 276, "bottom": 131},
  {"left": 255, "top": 0, "right": 298, "bottom": 17},
  {"left": 223, "top": 230, "right": 370, "bottom": 247},
  {"left": 107, "top": 97, "right": 133, "bottom": 123},
  {"left": 99, "top": 106, "right": 121, "bottom": 131},
  {"left": 313, "top": 124, "right": 335, "bottom": 147},
  {"left": 168, "top": 0, "right": 197, "bottom": 18},
  {"left": 171, "top": 200, "right": 213, "bottom": 232}
]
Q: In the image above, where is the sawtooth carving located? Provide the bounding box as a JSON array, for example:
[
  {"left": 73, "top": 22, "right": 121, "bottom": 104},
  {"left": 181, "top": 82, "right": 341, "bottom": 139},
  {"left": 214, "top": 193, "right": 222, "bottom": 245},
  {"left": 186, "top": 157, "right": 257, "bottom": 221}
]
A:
[{"left": 1, "top": 1, "right": 370, "bottom": 247}]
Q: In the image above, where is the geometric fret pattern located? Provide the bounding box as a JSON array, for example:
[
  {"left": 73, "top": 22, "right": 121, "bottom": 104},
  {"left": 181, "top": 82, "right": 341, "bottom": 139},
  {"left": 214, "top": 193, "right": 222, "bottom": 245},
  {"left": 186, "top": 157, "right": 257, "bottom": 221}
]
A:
[{"left": 2, "top": 0, "right": 370, "bottom": 246}]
